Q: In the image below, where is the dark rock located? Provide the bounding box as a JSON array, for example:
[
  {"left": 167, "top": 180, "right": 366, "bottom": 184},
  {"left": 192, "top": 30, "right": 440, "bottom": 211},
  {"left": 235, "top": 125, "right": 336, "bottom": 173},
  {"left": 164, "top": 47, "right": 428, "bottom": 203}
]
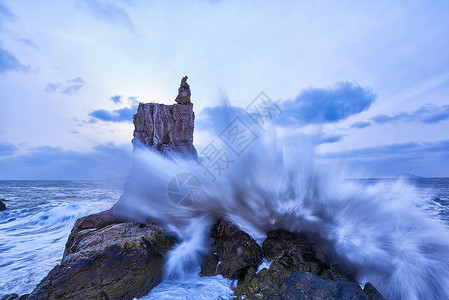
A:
[
  {"left": 0, "top": 199, "right": 6, "bottom": 211},
  {"left": 132, "top": 102, "right": 197, "bottom": 157},
  {"left": 278, "top": 272, "right": 368, "bottom": 300},
  {"left": 234, "top": 229, "right": 363, "bottom": 299},
  {"left": 1, "top": 294, "right": 18, "bottom": 300},
  {"left": 363, "top": 282, "right": 386, "bottom": 300},
  {"left": 28, "top": 210, "right": 177, "bottom": 300},
  {"left": 201, "top": 218, "right": 263, "bottom": 280},
  {"left": 174, "top": 76, "right": 191, "bottom": 105},
  {"left": 18, "top": 295, "right": 29, "bottom": 300},
  {"left": 263, "top": 229, "right": 356, "bottom": 282}
]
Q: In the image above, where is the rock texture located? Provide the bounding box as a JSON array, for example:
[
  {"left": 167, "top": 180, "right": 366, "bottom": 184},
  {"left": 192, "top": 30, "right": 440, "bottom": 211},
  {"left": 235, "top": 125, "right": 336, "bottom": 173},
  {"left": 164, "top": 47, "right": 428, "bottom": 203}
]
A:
[
  {"left": 363, "top": 282, "right": 387, "bottom": 300},
  {"left": 28, "top": 209, "right": 177, "bottom": 300},
  {"left": 201, "top": 219, "right": 263, "bottom": 280},
  {"left": 200, "top": 226, "right": 385, "bottom": 300},
  {"left": 0, "top": 199, "right": 6, "bottom": 211},
  {"left": 278, "top": 272, "right": 368, "bottom": 300},
  {"left": 132, "top": 103, "right": 197, "bottom": 157},
  {"left": 174, "top": 76, "right": 191, "bottom": 104}
]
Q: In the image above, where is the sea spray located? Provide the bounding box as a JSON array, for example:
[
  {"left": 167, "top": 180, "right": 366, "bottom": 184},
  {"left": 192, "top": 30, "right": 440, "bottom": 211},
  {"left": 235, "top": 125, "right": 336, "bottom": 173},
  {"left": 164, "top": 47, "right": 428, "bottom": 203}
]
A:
[{"left": 119, "top": 133, "right": 449, "bottom": 299}]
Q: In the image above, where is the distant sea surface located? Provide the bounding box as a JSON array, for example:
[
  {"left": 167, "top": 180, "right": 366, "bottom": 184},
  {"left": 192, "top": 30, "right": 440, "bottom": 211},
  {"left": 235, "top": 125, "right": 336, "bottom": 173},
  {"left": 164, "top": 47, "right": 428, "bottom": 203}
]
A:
[{"left": 0, "top": 178, "right": 448, "bottom": 298}]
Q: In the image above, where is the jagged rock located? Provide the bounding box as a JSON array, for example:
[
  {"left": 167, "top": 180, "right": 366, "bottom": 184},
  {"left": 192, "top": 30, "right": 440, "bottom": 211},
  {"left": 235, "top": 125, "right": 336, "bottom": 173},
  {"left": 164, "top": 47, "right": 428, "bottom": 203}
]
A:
[
  {"left": 28, "top": 210, "right": 177, "bottom": 300},
  {"left": 363, "top": 282, "right": 386, "bottom": 300},
  {"left": 174, "top": 76, "right": 191, "bottom": 104},
  {"left": 278, "top": 272, "right": 368, "bottom": 300},
  {"left": 201, "top": 219, "right": 263, "bottom": 280},
  {"left": 132, "top": 102, "right": 197, "bottom": 157},
  {"left": 0, "top": 199, "right": 6, "bottom": 211},
  {"left": 233, "top": 229, "right": 373, "bottom": 299},
  {"left": 263, "top": 229, "right": 356, "bottom": 282}
]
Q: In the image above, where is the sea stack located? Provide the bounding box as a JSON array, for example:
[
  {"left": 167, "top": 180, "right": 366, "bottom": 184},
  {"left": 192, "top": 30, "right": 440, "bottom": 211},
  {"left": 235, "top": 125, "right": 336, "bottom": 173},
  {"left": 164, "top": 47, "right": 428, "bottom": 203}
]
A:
[{"left": 131, "top": 76, "right": 197, "bottom": 157}]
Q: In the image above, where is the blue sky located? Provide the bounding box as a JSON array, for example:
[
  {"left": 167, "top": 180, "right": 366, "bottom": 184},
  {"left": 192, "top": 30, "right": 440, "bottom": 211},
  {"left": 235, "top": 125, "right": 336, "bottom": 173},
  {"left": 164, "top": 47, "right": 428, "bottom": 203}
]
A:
[{"left": 0, "top": 0, "right": 448, "bottom": 179}]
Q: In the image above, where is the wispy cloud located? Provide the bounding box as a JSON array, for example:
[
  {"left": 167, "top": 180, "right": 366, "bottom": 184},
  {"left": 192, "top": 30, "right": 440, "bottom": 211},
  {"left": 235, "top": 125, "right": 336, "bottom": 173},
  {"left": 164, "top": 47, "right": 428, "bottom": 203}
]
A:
[
  {"left": 372, "top": 104, "right": 449, "bottom": 124},
  {"left": 0, "top": 141, "right": 18, "bottom": 156},
  {"left": 110, "top": 95, "right": 123, "bottom": 103},
  {"left": 350, "top": 121, "right": 371, "bottom": 129},
  {"left": 45, "top": 77, "right": 86, "bottom": 95},
  {"left": 319, "top": 133, "right": 345, "bottom": 144},
  {"left": 0, "top": 1, "right": 15, "bottom": 28},
  {"left": 278, "top": 82, "right": 377, "bottom": 126},
  {"left": 89, "top": 104, "right": 138, "bottom": 123},
  {"left": 0, "top": 44, "right": 27, "bottom": 73},
  {"left": 76, "top": 0, "right": 135, "bottom": 31}
]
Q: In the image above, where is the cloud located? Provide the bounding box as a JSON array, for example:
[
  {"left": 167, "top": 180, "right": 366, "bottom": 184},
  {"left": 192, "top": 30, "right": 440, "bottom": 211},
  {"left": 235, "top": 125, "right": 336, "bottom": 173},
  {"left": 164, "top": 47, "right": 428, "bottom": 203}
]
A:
[
  {"left": 0, "top": 44, "right": 27, "bottom": 73},
  {"left": 45, "top": 77, "right": 86, "bottom": 95},
  {"left": 321, "top": 140, "right": 449, "bottom": 177},
  {"left": 76, "top": 0, "right": 135, "bottom": 31},
  {"left": 372, "top": 104, "right": 449, "bottom": 124},
  {"left": 110, "top": 95, "right": 123, "bottom": 103},
  {"left": 278, "top": 82, "right": 376, "bottom": 126},
  {"left": 0, "top": 1, "right": 15, "bottom": 28},
  {"left": 0, "top": 141, "right": 18, "bottom": 156},
  {"left": 0, "top": 143, "right": 132, "bottom": 179},
  {"left": 319, "top": 133, "right": 345, "bottom": 144},
  {"left": 89, "top": 103, "right": 138, "bottom": 123},
  {"left": 350, "top": 121, "right": 371, "bottom": 129}
]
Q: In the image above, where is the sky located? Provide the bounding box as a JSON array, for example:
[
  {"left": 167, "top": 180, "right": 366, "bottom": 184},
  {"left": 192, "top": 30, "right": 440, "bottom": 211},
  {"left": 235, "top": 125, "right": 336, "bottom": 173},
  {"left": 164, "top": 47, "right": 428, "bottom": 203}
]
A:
[{"left": 0, "top": 0, "right": 448, "bottom": 179}]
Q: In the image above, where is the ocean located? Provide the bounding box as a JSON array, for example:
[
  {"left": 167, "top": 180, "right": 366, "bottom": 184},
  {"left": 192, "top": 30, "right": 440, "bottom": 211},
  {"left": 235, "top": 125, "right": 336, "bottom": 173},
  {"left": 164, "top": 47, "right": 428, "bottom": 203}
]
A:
[{"left": 0, "top": 178, "right": 448, "bottom": 299}]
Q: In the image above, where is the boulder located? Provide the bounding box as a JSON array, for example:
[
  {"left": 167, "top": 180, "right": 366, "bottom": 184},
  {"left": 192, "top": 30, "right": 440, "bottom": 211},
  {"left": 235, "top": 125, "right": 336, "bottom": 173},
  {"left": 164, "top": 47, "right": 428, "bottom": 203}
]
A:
[
  {"left": 363, "top": 282, "right": 386, "bottom": 300},
  {"left": 0, "top": 199, "right": 6, "bottom": 211},
  {"left": 201, "top": 218, "right": 263, "bottom": 280},
  {"left": 28, "top": 210, "right": 177, "bottom": 300},
  {"left": 233, "top": 229, "right": 383, "bottom": 299},
  {"left": 174, "top": 76, "right": 191, "bottom": 104},
  {"left": 263, "top": 229, "right": 356, "bottom": 282}
]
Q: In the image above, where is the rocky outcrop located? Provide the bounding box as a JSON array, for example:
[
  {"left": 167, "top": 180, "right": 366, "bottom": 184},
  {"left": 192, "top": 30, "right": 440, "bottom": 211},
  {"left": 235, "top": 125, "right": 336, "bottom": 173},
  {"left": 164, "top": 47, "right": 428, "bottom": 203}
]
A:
[
  {"left": 132, "top": 103, "right": 197, "bottom": 157},
  {"left": 0, "top": 199, "right": 6, "bottom": 211},
  {"left": 28, "top": 210, "right": 177, "bottom": 300},
  {"left": 201, "top": 219, "right": 263, "bottom": 280},
  {"left": 363, "top": 282, "right": 387, "bottom": 300},
  {"left": 174, "top": 76, "right": 191, "bottom": 104},
  {"left": 200, "top": 226, "right": 385, "bottom": 300}
]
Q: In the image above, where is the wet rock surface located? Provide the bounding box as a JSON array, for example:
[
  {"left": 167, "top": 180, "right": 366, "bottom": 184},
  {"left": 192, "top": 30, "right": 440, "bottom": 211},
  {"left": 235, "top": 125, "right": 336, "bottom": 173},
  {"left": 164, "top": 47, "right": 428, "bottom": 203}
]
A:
[
  {"left": 277, "top": 272, "right": 368, "bottom": 300},
  {"left": 201, "top": 219, "right": 263, "bottom": 280},
  {"left": 0, "top": 199, "right": 6, "bottom": 211},
  {"left": 201, "top": 227, "right": 386, "bottom": 300},
  {"left": 363, "top": 282, "right": 387, "bottom": 300},
  {"left": 28, "top": 210, "right": 177, "bottom": 300}
]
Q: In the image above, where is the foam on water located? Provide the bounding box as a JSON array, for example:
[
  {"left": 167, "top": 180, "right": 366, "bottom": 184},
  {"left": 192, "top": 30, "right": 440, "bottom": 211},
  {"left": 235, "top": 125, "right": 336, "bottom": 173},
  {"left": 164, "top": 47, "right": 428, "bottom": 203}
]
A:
[
  {"left": 118, "top": 133, "right": 449, "bottom": 300},
  {"left": 0, "top": 181, "right": 120, "bottom": 296},
  {"left": 137, "top": 268, "right": 234, "bottom": 300}
]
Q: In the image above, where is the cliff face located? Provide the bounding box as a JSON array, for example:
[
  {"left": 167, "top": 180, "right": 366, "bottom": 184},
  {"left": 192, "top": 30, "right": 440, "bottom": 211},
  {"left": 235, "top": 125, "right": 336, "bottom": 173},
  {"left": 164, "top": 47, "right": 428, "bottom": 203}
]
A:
[
  {"left": 132, "top": 103, "right": 197, "bottom": 157},
  {"left": 131, "top": 76, "right": 197, "bottom": 157}
]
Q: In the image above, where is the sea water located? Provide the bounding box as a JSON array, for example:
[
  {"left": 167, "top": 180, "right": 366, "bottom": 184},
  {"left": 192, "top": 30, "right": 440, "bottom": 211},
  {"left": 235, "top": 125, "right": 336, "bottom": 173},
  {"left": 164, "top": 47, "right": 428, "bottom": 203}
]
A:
[
  {"left": 0, "top": 175, "right": 449, "bottom": 298},
  {"left": 0, "top": 180, "right": 122, "bottom": 297}
]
